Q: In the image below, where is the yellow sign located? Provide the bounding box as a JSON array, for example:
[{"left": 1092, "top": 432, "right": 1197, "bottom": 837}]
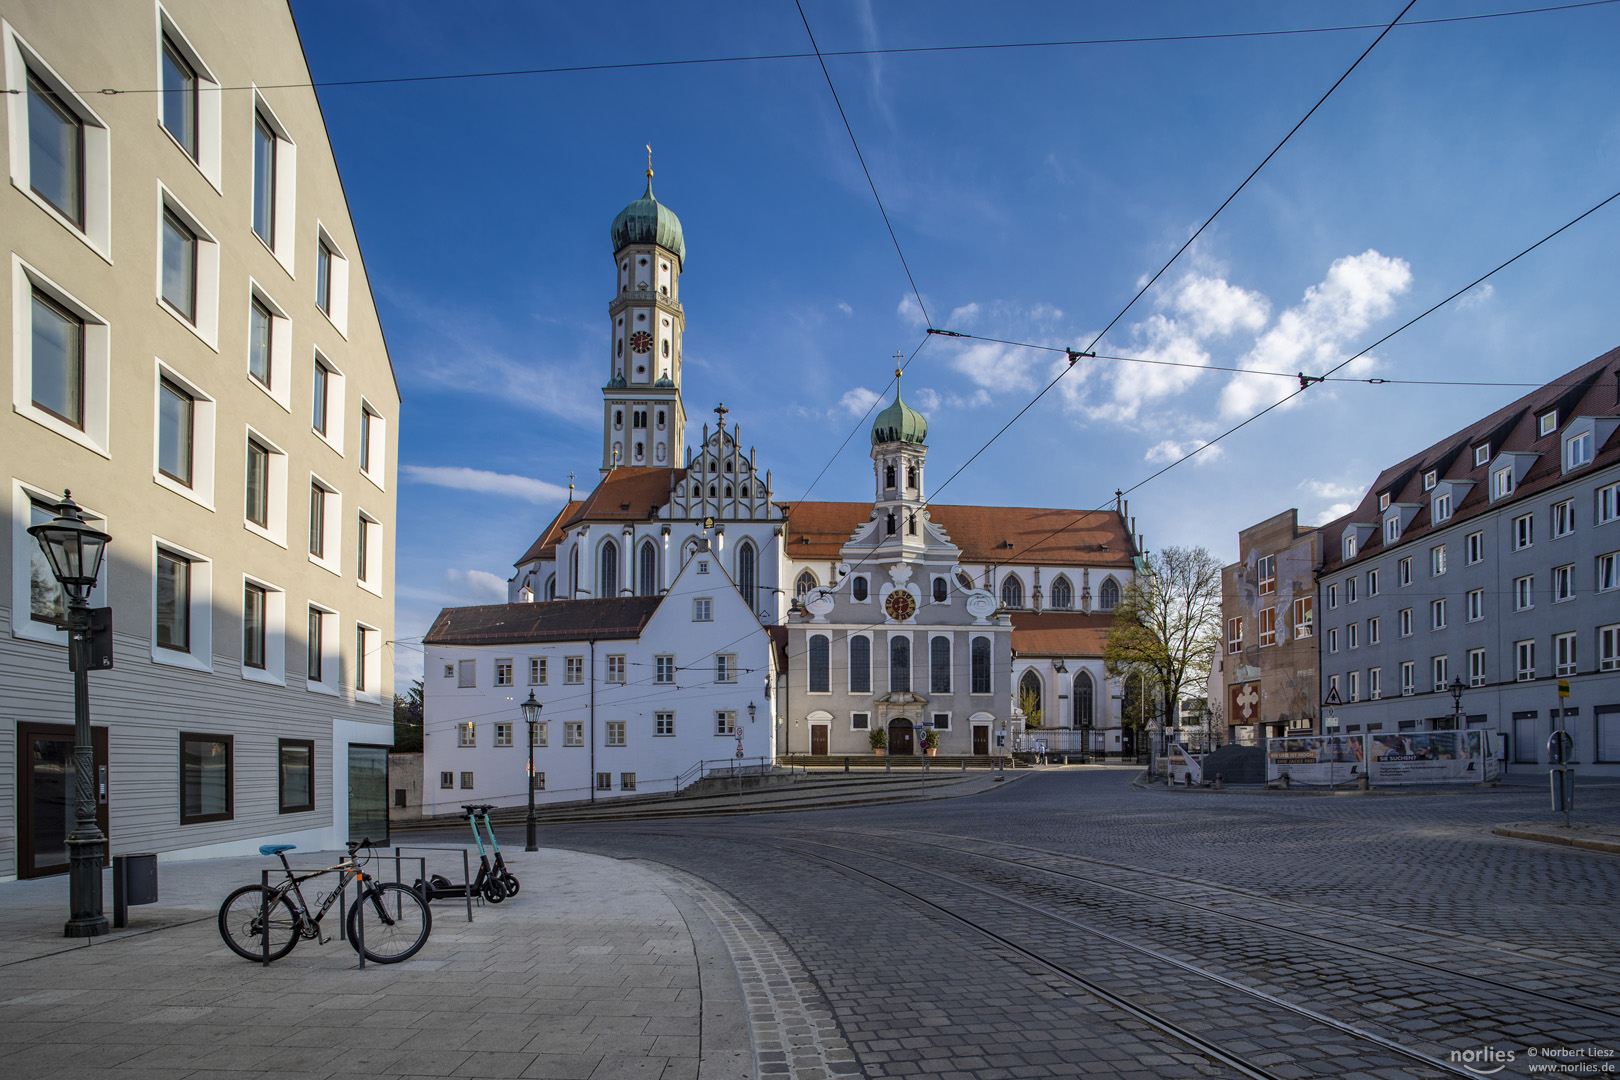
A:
[{"left": 1558, "top": 679, "right": 1570, "bottom": 698}]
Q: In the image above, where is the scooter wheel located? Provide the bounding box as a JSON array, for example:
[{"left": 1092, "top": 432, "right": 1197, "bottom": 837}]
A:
[
  {"left": 501, "top": 874, "right": 520, "bottom": 897},
  {"left": 430, "top": 875, "right": 453, "bottom": 890},
  {"left": 481, "top": 879, "right": 506, "bottom": 904}
]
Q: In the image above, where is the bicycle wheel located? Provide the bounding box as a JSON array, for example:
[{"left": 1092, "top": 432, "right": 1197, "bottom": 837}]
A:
[
  {"left": 346, "top": 882, "right": 432, "bottom": 963},
  {"left": 218, "top": 885, "right": 300, "bottom": 963}
]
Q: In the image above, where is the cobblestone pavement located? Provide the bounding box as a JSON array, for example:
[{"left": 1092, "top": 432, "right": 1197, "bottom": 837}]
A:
[{"left": 544, "top": 768, "right": 1620, "bottom": 1080}]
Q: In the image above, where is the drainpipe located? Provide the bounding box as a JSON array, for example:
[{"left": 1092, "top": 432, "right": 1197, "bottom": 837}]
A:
[{"left": 589, "top": 638, "right": 597, "bottom": 803}]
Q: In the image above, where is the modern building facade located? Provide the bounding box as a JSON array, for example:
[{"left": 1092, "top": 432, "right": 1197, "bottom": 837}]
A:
[
  {"left": 2, "top": 0, "right": 399, "bottom": 878},
  {"left": 1317, "top": 347, "right": 1620, "bottom": 775}
]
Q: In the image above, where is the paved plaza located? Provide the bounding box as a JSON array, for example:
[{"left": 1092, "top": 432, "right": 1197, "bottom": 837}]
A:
[{"left": 3, "top": 768, "right": 1618, "bottom": 1079}]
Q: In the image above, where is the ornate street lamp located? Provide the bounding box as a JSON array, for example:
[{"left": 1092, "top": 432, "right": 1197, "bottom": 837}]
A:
[
  {"left": 1448, "top": 676, "right": 1466, "bottom": 731},
  {"left": 521, "top": 691, "right": 542, "bottom": 852},
  {"left": 28, "top": 491, "right": 112, "bottom": 938}
]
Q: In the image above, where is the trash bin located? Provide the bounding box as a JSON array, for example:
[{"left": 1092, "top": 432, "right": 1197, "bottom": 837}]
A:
[{"left": 113, "top": 853, "right": 158, "bottom": 928}]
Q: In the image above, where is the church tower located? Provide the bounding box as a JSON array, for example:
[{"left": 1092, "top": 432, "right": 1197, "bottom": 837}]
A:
[
  {"left": 603, "top": 159, "right": 686, "bottom": 474},
  {"left": 868, "top": 369, "right": 931, "bottom": 556}
]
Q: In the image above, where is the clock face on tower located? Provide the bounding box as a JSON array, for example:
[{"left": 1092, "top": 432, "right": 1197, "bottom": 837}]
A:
[
  {"left": 884, "top": 589, "right": 916, "bottom": 622},
  {"left": 629, "top": 330, "right": 654, "bottom": 354}
]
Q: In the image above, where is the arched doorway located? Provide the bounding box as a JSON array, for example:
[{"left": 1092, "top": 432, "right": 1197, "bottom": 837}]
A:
[{"left": 888, "top": 718, "right": 915, "bottom": 755}]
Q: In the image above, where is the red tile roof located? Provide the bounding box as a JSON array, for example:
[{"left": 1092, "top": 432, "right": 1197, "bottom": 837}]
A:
[
  {"left": 514, "top": 467, "right": 685, "bottom": 567},
  {"left": 425, "top": 597, "right": 663, "bottom": 646},
  {"left": 1009, "top": 611, "right": 1116, "bottom": 658},
  {"left": 779, "top": 503, "right": 1135, "bottom": 567}
]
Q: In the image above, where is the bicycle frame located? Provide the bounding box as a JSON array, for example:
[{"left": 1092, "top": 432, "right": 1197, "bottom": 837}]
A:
[{"left": 269, "top": 850, "right": 363, "bottom": 934}]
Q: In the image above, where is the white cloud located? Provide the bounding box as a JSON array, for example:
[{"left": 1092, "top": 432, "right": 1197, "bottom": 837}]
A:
[
  {"left": 1298, "top": 479, "right": 1362, "bottom": 501},
  {"left": 1144, "top": 439, "right": 1224, "bottom": 466},
  {"left": 403, "top": 465, "right": 571, "bottom": 505},
  {"left": 1458, "top": 282, "right": 1495, "bottom": 309},
  {"left": 836, "top": 301, "right": 853, "bottom": 316},
  {"left": 1219, "top": 250, "right": 1412, "bottom": 418},
  {"left": 1310, "top": 502, "right": 1359, "bottom": 526},
  {"left": 914, "top": 387, "right": 941, "bottom": 411},
  {"left": 839, "top": 387, "right": 881, "bottom": 416},
  {"left": 445, "top": 568, "right": 508, "bottom": 601},
  {"left": 947, "top": 340, "right": 1042, "bottom": 394},
  {"left": 1171, "top": 275, "right": 1269, "bottom": 338},
  {"left": 896, "top": 294, "right": 927, "bottom": 328},
  {"left": 947, "top": 301, "right": 981, "bottom": 328}
]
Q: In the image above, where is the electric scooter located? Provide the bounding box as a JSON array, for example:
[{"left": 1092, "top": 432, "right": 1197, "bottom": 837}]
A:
[
  {"left": 476, "top": 805, "right": 521, "bottom": 897},
  {"left": 413, "top": 804, "right": 509, "bottom": 904}
]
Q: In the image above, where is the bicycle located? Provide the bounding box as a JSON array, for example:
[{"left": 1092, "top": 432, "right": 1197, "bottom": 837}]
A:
[{"left": 217, "top": 839, "right": 432, "bottom": 964}]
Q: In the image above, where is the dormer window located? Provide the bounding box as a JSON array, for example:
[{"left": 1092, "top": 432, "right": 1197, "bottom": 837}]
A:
[
  {"left": 1539, "top": 411, "right": 1557, "bottom": 437},
  {"left": 1378, "top": 493, "right": 1390, "bottom": 511},
  {"left": 1385, "top": 517, "right": 1400, "bottom": 544},
  {"left": 1493, "top": 465, "right": 1515, "bottom": 499},
  {"left": 1433, "top": 491, "right": 1452, "bottom": 523},
  {"left": 1423, "top": 470, "right": 1437, "bottom": 491},
  {"left": 1344, "top": 533, "right": 1357, "bottom": 560},
  {"left": 1566, "top": 431, "right": 1593, "bottom": 470},
  {"left": 1474, "top": 444, "right": 1490, "bottom": 467}
]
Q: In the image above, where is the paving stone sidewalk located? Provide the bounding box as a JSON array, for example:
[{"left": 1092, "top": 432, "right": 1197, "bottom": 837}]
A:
[{"left": 0, "top": 845, "right": 803, "bottom": 1080}]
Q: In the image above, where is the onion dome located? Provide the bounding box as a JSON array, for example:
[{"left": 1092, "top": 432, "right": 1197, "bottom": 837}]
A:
[
  {"left": 871, "top": 371, "right": 928, "bottom": 446},
  {"left": 610, "top": 171, "right": 685, "bottom": 263}
]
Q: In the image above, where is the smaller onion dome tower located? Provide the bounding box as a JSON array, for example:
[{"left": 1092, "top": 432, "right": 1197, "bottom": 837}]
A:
[{"left": 869, "top": 369, "right": 930, "bottom": 550}]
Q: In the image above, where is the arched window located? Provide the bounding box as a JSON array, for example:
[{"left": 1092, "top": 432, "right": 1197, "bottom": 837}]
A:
[
  {"left": 740, "top": 484, "right": 749, "bottom": 498},
  {"left": 724, "top": 460, "right": 733, "bottom": 473},
  {"left": 884, "top": 464, "right": 896, "bottom": 489},
  {"left": 932, "top": 577, "right": 948, "bottom": 603},
  {"left": 638, "top": 540, "right": 658, "bottom": 597},
  {"left": 1050, "top": 576, "right": 1073, "bottom": 610},
  {"left": 956, "top": 569, "right": 974, "bottom": 591},
  {"left": 852, "top": 576, "right": 869, "bottom": 602},
  {"left": 1073, "top": 670, "right": 1094, "bottom": 728},
  {"left": 708, "top": 483, "right": 717, "bottom": 497},
  {"left": 930, "top": 635, "right": 951, "bottom": 694},
  {"left": 1019, "top": 670, "right": 1042, "bottom": 724},
  {"left": 616, "top": 338, "right": 623, "bottom": 357},
  {"left": 544, "top": 573, "right": 556, "bottom": 600},
  {"left": 614, "top": 409, "right": 623, "bottom": 429},
  {"left": 662, "top": 340, "right": 669, "bottom": 357},
  {"left": 1001, "top": 575, "right": 1023, "bottom": 608},
  {"left": 599, "top": 541, "right": 618, "bottom": 597},
  {"left": 907, "top": 465, "right": 917, "bottom": 489},
  {"left": 889, "top": 636, "right": 911, "bottom": 693},
  {"left": 569, "top": 547, "right": 579, "bottom": 597},
  {"left": 886, "top": 512, "right": 896, "bottom": 536},
  {"left": 808, "top": 634, "right": 830, "bottom": 693},
  {"left": 1099, "top": 577, "right": 1120, "bottom": 611},
  {"left": 971, "top": 636, "right": 991, "bottom": 694},
  {"left": 725, "top": 484, "right": 733, "bottom": 498},
  {"left": 908, "top": 513, "right": 917, "bottom": 536},
  {"left": 736, "top": 541, "right": 756, "bottom": 612},
  {"left": 849, "top": 635, "right": 871, "bottom": 693},
  {"left": 795, "top": 570, "right": 817, "bottom": 598}
]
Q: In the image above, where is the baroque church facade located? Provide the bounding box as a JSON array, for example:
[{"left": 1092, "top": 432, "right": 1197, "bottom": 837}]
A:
[{"left": 422, "top": 169, "right": 1146, "bottom": 808}]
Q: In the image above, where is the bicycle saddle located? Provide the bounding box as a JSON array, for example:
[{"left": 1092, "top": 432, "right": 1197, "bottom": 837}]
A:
[{"left": 259, "top": 844, "right": 296, "bottom": 855}]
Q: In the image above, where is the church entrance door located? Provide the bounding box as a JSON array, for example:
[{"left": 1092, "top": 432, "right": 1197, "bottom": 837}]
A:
[
  {"left": 972, "top": 725, "right": 989, "bottom": 756},
  {"left": 810, "top": 725, "right": 828, "bottom": 755},
  {"left": 888, "top": 719, "right": 914, "bottom": 755}
]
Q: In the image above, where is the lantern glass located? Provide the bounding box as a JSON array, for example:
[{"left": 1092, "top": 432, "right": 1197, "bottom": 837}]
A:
[
  {"left": 28, "top": 494, "right": 110, "bottom": 596},
  {"left": 520, "top": 691, "right": 543, "bottom": 726}
]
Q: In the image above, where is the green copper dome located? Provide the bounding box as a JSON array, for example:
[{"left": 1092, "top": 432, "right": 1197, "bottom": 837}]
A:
[
  {"left": 611, "top": 174, "right": 685, "bottom": 263},
  {"left": 871, "top": 382, "right": 928, "bottom": 446}
]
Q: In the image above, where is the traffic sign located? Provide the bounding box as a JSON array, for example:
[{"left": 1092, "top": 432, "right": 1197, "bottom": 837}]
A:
[
  {"left": 1323, "top": 685, "right": 1342, "bottom": 707},
  {"left": 1558, "top": 679, "right": 1570, "bottom": 698}
]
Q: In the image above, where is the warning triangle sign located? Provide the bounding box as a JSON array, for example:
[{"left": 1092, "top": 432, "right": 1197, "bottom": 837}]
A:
[{"left": 1323, "top": 685, "right": 1342, "bottom": 707}]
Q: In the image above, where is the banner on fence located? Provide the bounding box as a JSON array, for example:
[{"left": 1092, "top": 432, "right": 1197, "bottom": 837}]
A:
[
  {"left": 1167, "top": 743, "right": 1203, "bottom": 785},
  {"left": 1265, "top": 730, "right": 1498, "bottom": 785}
]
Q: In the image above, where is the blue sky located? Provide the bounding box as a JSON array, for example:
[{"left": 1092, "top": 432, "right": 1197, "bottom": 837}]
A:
[{"left": 286, "top": 1, "right": 1620, "bottom": 686}]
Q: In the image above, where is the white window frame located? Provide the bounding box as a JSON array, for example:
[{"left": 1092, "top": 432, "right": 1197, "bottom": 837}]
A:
[
  {"left": 1366, "top": 568, "right": 1379, "bottom": 597},
  {"left": 243, "top": 425, "right": 289, "bottom": 548},
  {"left": 1432, "top": 491, "right": 1451, "bottom": 524},
  {"left": 1368, "top": 616, "right": 1381, "bottom": 645},
  {"left": 1566, "top": 431, "right": 1593, "bottom": 471},
  {"left": 1431, "top": 655, "right": 1448, "bottom": 693},
  {"left": 1600, "top": 624, "right": 1620, "bottom": 673},
  {"left": 1599, "top": 552, "right": 1619, "bottom": 594},
  {"left": 605, "top": 721, "right": 626, "bottom": 747},
  {"left": 152, "top": 359, "right": 216, "bottom": 510},
  {"left": 1467, "top": 588, "right": 1484, "bottom": 622},
  {"left": 564, "top": 722, "right": 584, "bottom": 747},
  {"left": 716, "top": 653, "right": 737, "bottom": 684},
  {"left": 1369, "top": 667, "right": 1381, "bottom": 700},
  {"left": 1400, "top": 661, "right": 1415, "bottom": 696},
  {"left": 11, "top": 481, "right": 108, "bottom": 647},
  {"left": 1538, "top": 410, "right": 1557, "bottom": 437},
  {"left": 151, "top": 536, "right": 213, "bottom": 672},
  {"left": 1552, "top": 563, "right": 1575, "bottom": 603},
  {"left": 693, "top": 597, "right": 713, "bottom": 622},
  {"left": 355, "top": 620, "right": 381, "bottom": 702},
  {"left": 565, "top": 656, "right": 583, "bottom": 685},
  {"left": 240, "top": 573, "right": 286, "bottom": 686},
  {"left": 494, "top": 658, "right": 513, "bottom": 687},
  {"left": 249, "top": 88, "right": 297, "bottom": 275},
  {"left": 1327, "top": 627, "right": 1338, "bottom": 654},
  {"left": 1554, "top": 632, "right": 1577, "bottom": 678},
  {"left": 493, "top": 722, "right": 513, "bottom": 748},
  {"left": 1384, "top": 517, "right": 1399, "bottom": 544},
  {"left": 1423, "top": 469, "right": 1437, "bottom": 491},
  {"left": 1327, "top": 583, "right": 1338, "bottom": 609},
  {"left": 3, "top": 24, "right": 112, "bottom": 260},
  {"left": 530, "top": 722, "right": 548, "bottom": 747},
  {"left": 156, "top": 184, "right": 220, "bottom": 348},
  {"left": 1348, "top": 670, "right": 1360, "bottom": 703},
  {"left": 307, "top": 473, "right": 342, "bottom": 577},
  {"left": 654, "top": 654, "right": 675, "bottom": 684},
  {"left": 714, "top": 711, "right": 736, "bottom": 736},
  {"left": 12, "top": 257, "right": 111, "bottom": 457},
  {"left": 358, "top": 398, "right": 387, "bottom": 491},
  {"left": 1551, "top": 499, "right": 1574, "bottom": 539},
  {"left": 1398, "top": 557, "right": 1412, "bottom": 587},
  {"left": 1514, "top": 575, "right": 1534, "bottom": 612},
  {"left": 356, "top": 509, "right": 382, "bottom": 596},
  {"left": 528, "top": 656, "right": 547, "bottom": 685},
  {"left": 1430, "top": 544, "right": 1447, "bottom": 577},
  {"left": 1466, "top": 531, "right": 1484, "bottom": 565},
  {"left": 1599, "top": 482, "right": 1620, "bottom": 526},
  {"left": 605, "top": 654, "right": 626, "bottom": 683},
  {"left": 1513, "top": 513, "right": 1533, "bottom": 551},
  {"left": 1468, "top": 648, "right": 1486, "bottom": 687},
  {"left": 1474, "top": 444, "right": 1490, "bottom": 467},
  {"left": 654, "top": 712, "right": 675, "bottom": 737},
  {"left": 155, "top": 8, "right": 223, "bottom": 189},
  {"left": 246, "top": 279, "right": 293, "bottom": 411},
  {"left": 1493, "top": 466, "right": 1515, "bottom": 500},
  {"left": 1515, "top": 640, "right": 1535, "bottom": 682},
  {"left": 310, "top": 349, "right": 345, "bottom": 451},
  {"left": 457, "top": 723, "right": 476, "bottom": 748},
  {"left": 1348, "top": 622, "right": 1359, "bottom": 650},
  {"left": 305, "top": 603, "right": 338, "bottom": 695},
  {"left": 1430, "top": 599, "right": 1446, "bottom": 631},
  {"left": 313, "top": 221, "right": 350, "bottom": 336},
  {"left": 1398, "top": 608, "right": 1413, "bottom": 638}
]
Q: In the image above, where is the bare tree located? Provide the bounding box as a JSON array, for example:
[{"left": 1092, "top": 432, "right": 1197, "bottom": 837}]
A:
[{"left": 1104, "top": 547, "right": 1223, "bottom": 734}]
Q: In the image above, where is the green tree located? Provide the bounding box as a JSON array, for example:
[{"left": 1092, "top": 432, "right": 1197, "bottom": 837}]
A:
[
  {"left": 1017, "top": 685, "right": 1044, "bottom": 730},
  {"left": 1104, "top": 546, "right": 1222, "bottom": 735},
  {"left": 393, "top": 679, "right": 424, "bottom": 752}
]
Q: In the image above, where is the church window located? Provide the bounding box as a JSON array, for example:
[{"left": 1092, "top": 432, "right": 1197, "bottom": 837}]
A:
[
  {"left": 740, "top": 484, "right": 749, "bottom": 498},
  {"left": 971, "top": 637, "right": 991, "bottom": 694},
  {"left": 724, "top": 460, "right": 733, "bottom": 473},
  {"left": 708, "top": 484, "right": 717, "bottom": 497},
  {"left": 1050, "top": 577, "right": 1073, "bottom": 610},
  {"left": 885, "top": 465, "right": 896, "bottom": 489},
  {"left": 1001, "top": 576, "right": 1024, "bottom": 609},
  {"left": 639, "top": 257, "right": 648, "bottom": 266},
  {"left": 907, "top": 465, "right": 917, "bottom": 489},
  {"left": 1020, "top": 671, "right": 1042, "bottom": 723},
  {"left": 889, "top": 636, "right": 911, "bottom": 693},
  {"left": 930, "top": 636, "right": 951, "bottom": 694},
  {"left": 614, "top": 409, "right": 623, "bottom": 429},
  {"left": 569, "top": 548, "right": 579, "bottom": 597},
  {"left": 908, "top": 513, "right": 917, "bottom": 536},
  {"left": 638, "top": 541, "right": 658, "bottom": 596},
  {"left": 545, "top": 573, "right": 556, "bottom": 600},
  {"left": 737, "top": 542, "right": 756, "bottom": 612},
  {"left": 633, "top": 409, "right": 647, "bottom": 428},
  {"left": 656, "top": 410, "right": 665, "bottom": 429},
  {"left": 1073, "top": 671, "right": 1094, "bottom": 727},
  {"left": 808, "top": 634, "right": 830, "bottom": 693},
  {"left": 662, "top": 340, "right": 669, "bottom": 357},
  {"left": 725, "top": 484, "right": 733, "bottom": 498},
  {"left": 956, "top": 570, "right": 974, "bottom": 591},
  {"left": 932, "top": 577, "right": 948, "bottom": 603},
  {"left": 599, "top": 542, "right": 618, "bottom": 597},
  {"left": 849, "top": 635, "right": 871, "bottom": 693},
  {"left": 634, "top": 442, "right": 644, "bottom": 461},
  {"left": 852, "top": 576, "right": 868, "bottom": 602},
  {"left": 616, "top": 338, "right": 622, "bottom": 357},
  {"left": 886, "top": 512, "right": 896, "bottom": 536},
  {"left": 795, "top": 571, "right": 817, "bottom": 598},
  {"left": 1099, "top": 578, "right": 1120, "bottom": 611}
]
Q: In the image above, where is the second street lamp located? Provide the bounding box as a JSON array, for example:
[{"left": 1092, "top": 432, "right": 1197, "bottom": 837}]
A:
[
  {"left": 1449, "top": 676, "right": 1466, "bottom": 731},
  {"left": 521, "top": 691, "right": 542, "bottom": 852}
]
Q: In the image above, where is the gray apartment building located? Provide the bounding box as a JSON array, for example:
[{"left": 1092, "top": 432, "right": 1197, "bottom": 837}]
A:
[{"left": 1317, "top": 347, "right": 1620, "bottom": 776}]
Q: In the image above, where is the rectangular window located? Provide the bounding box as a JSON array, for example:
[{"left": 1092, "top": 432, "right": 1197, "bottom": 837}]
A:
[
  {"left": 457, "top": 723, "right": 475, "bottom": 748},
  {"left": 605, "top": 655, "right": 625, "bottom": 683},
  {"left": 1347, "top": 577, "right": 1358, "bottom": 603},
  {"left": 716, "top": 654, "right": 737, "bottom": 683},
  {"left": 275, "top": 738, "right": 313, "bottom": 814},
  {"left": 1258, "top": 607, "right": 1277, "bottom": 648},
  {"left": 530, "top": 722, "right": 547, "bottom": 747},
  {"left": 1433, "top": 492, "right": 1452, "bottom": 523},
  {"left": 495, "top": 659, "right": 513, "bottom": 686},
  {"left": 356, "top": 516, "right": 370, "bottom": 584},
  {"left": 932, "top": 712, "right": 951, "bottom": 731},
  {"left": 1468, "top": 648, "right": 1486, "bottom": 687},
  {"left": 1513, "top": 514, "right": 1533, "bottom": 550},
  {"left": 360, "top": 407, "right": 373, "bottom": 475},
  {"left": 621, "top": 773, "right": 636, "bottom": 792},
  {"left": 1555, "top": 632, "right": 1577, "bottom": 677},
  {"left": 1467, "top": 588, "right": 1484, "bottom": 622},
  {"left": 243, "top": 583, "right": 266, "bottom": 669},
  {"left": 1552, "top": 499, "right": 1575, "bottom": 537},
  {"left": 930, "top": 637, "right": 951, "bottom": 694},
  {"left": 531, "top": 772, "right": 545, "bottom": 791},
  {"left": 1398, "top": 558, "right": 1412, "bottom": 587},
  {"left": 245, "top": 438, "right": 270, "bottom": 526},
  {"left": 30, "top": 288, "right": 84, "bottom": 427},
  {"left": 1432, "top": 655, "right": 1448, "bottom": 693},
  {"left": 1599, "top": 553, "right": 1619, "bottom": 593},
  {"left": 655, "top": 655, "right": 675, "bottom": 684},
  {"left": 693, "top": 598, "right": 712, "bottom": 622},
  {"left": 1385, "top": 516, "right": 1400, "bottom": 545},
  {"left": 440, "top": 771, "right": 453, "bottom": 790},
  {"left": 1348, "top": 670, "right": 1360, "bottom": 703},
  {"left": 565, "top": 657, "right": 583, "bottom": 684},
  {"left": 160, "top": 209, "right": 197, "bottom": 322},
  {"left": 1430, "top": 599, "right": 1446, "bottom": 631},
  {"left": 494, "top": 722, "right": 513, "bottom": 748},
  {"left": 160, "top": 33, "right": 198, "bottom": 156},
  {"left": 1399, "top": 608, "right": 1413, "bottom": 638},
  {"left": 180, "top": 733, "right": 232, "bottom": 824},
  {"left": 1400, "top": 661, "right": 1415, "bottom": 696},
  {"left": 306, "top": 607, "right": 324, "bottom": 682},
  {"left": 1226, "top": 616, "right": 1243, "bottom": 654},
  {"left": 1466, "top": 531, "right": 1484, "bottom": 565},
  {"left": 308, "top": 482, "right": 325, "bottom": 557},
  {"left": 1516, "top": 640, "right": 1536, "bottom": 682},
  {"left": 1475, "top": 444, "right": 1490, "bottom": 467},
  {"left": 596, "top": 773, "right": 612, "bottom": 792},
  {"left": 655, "top": 712, "right": 675, "bottom": 736},
  {"left": 1328, "top": 583, "right": 1338, "bottom": 609},
  {"left": 1369, "top": 667, "right": 1382, "bottom": 700},
  {"left": 1430, "top": 545, "right": 1447, "bottom": 577},
  {"left": 1553, "top": 564, "right": 1575, "bottom": 603},
  {"left": 248, "top": 297, "right": 273, "bottom": 388},
  {"left": 529, "top": 657, "right": 547, "bottom": 685},
  {"left": 1539, "top": 410, "right": 1558, "bottom": 437},
  {"left": 1423, "top": 469, "right": 1437, "bottom": 491},
  {"left": 1348, "top": 622, "right": 1359, "bottom": 649},
  {"left": 715, "top": 711, "right": 736, "bottom": 736},
  {"left": 458, "top": 658, "right": 476, "bottom": 688},
  {"left": 1293, "top": 597, "right": 1313, "bottom": 638},
  {"left": 157, "top": 377, "right": 194, "bottom": 486},
  {"left": 312, "top": 360, "right": 330, "bottom": 434},
  {"left": 155, "top": 549, "right": 191, "bottom": 651},
  {"left": 852, "top": 712, "right": 870, "bottom": 730},
  {"left": 1494, "top": 466, "right": 1515, "bottom": 500},
  {"left": 1328, "top": 628, "right": 1338, "bottom": 654},
  {"left": 565, "top": 722, "right": 583, "bottom": 747},
  {"left": 1600, "top": 482, "right": 1620, "bottom": 525},
  {"left": 27, "top": 70, "right": 83, "bottom": 225},
  {"left": 1514, "top": 575, "right": 1534, "bottom": 611},
  {"left": 252, "top": 111, "right": 276, "bottom": 244},
  {"left": 1600, "top": 624, "right": 1620, "bottom": 672},
  {"left": 1366, "top": 568, "right": 1379, "bottom": 597},
  {"left": 606, "top": 721, "right": 626, "bottom": 747},
  {"left": 1257, "top": 554, "right": 1275, "bottom": 596},
  {"left": 1368, "top": 616, "right": 1381, "bottom": 645},
  {"left": 461, "top": 772, "right": 474, "bottom": 790},
  {"left": 316, "top": 240, "right": 333, "bottom": 314},
  {"left": 971, "top": 636, "right": 991, "bottom": 694},
  {"left": 1379, "top": 492, "right": 1391, "bottom": 512}
]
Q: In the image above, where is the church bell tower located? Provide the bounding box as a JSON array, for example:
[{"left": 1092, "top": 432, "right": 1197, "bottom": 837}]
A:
[
  {"left": 869, "top": 368, "right": 930, "bottom": 555},
  {"left": 603, "top": 152, "right": 687, "bottom": 474}
]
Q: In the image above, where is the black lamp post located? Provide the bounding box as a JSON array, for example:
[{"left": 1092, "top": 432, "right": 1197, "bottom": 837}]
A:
[
  {"left": 521, "top": 691, "right": 542, "bottom": 852},
  {"left": 28, "top": 491, "right": 112, "bottom": 938},
  {"left": 1449, "top": 676, "right": 1466, "bottom": 731}
]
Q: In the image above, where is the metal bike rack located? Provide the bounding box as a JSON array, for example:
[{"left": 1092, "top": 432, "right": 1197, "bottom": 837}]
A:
[{"left": 393, "top": 845, "right": 476, "bottom": 923}]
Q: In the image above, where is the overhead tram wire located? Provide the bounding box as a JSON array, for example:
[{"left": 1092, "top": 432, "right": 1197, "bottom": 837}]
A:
[
  {"left": 920, "top": 0, "right": 1419, "bottom": 507},
  {"left": 67, "top": 1, "right": 1620, "bottom": 97}
]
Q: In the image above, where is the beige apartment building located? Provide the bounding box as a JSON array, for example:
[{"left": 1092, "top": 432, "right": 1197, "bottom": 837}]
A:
[{"left": 1, "top": 1, "right": 398, "bottom": 878}]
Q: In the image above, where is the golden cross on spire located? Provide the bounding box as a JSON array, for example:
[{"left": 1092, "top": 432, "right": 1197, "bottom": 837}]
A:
[
  {"left": 646, "top": 144, "right": 653, "bottom": 179},
  {"left": 567, "top": 471, "right": 576, "bottom": 498},
  {"left": 893, "top": 351, "right": 905, "bottom": 379}
]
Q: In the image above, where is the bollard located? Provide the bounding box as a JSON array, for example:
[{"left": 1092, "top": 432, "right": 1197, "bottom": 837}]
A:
[
  {"left": 885, "top": 755, "right": 891, "bottom": 773},
  {"left": 1214, "top": 772, "right": 1224, "bottom": 790},
  {"left": 1358, "top": 770, "right": 1369, "bottom": 791},
  {"left": 1282, "top": 773, "right": 1291, "bottom": 790},
  {"left": 961, "top": 758, "right": 966, "bottom": 773},
  {"left": 844, "top": 756, "right": 849, "bottom": 773}
]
